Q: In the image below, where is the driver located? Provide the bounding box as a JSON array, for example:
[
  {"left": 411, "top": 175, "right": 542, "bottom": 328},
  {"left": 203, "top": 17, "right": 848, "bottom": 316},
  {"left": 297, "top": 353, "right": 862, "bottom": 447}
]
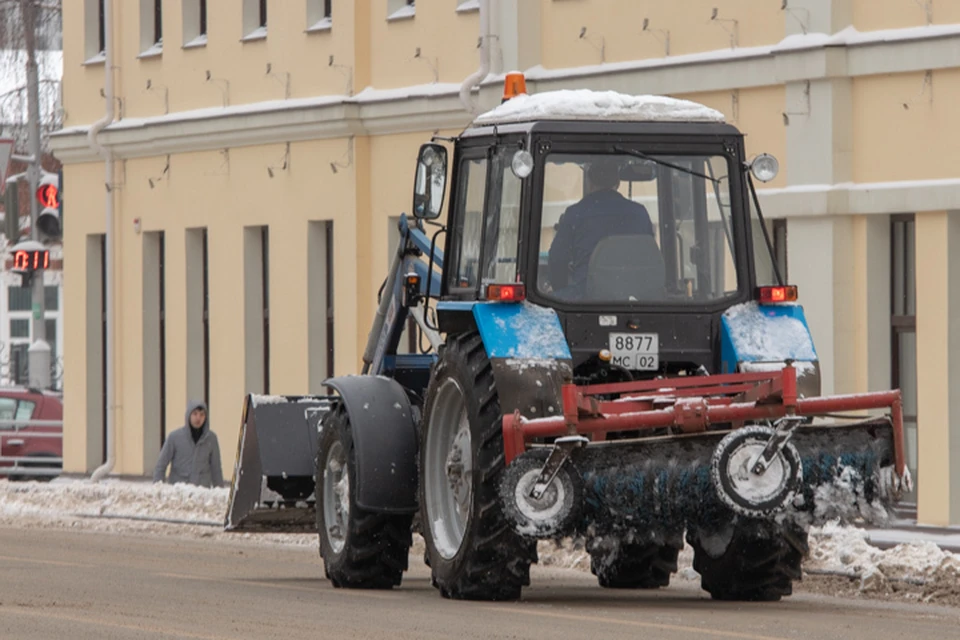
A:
[{"left": 547, "top": 157, "right": 655, "bottom": 298}]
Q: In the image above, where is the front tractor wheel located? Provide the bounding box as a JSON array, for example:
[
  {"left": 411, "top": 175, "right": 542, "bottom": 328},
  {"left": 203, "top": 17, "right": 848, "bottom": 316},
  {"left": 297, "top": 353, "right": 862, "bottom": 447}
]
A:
[
  {"left": 419, "top": 332, "right": 536, "bottom": 601},
  {"left": 316, "top": 404, "right": 413, "bottom": 589}
]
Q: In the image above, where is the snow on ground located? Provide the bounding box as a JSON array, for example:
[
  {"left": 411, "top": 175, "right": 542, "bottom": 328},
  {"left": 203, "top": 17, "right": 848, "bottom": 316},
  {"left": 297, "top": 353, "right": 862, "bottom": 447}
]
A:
[{"left": 2, "top": 478, "right": 958, "bottom": 604}]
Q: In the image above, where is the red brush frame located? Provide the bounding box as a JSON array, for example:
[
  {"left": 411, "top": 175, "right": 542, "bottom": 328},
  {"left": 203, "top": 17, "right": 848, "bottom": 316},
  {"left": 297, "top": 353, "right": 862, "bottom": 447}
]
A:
[{"left": 501, "top": 365, "right": 906, "bottom": 478}]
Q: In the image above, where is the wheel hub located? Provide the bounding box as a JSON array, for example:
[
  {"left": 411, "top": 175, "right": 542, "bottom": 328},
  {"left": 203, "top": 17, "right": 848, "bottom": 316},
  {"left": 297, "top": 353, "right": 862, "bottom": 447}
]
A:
[
  {"left": 424, "top": 378, "right": 473, "bottom": 560},
  {"left": 323, "top": 441, "right": 349, "bottom": 554},
  {"left": 514, "top": 469, "right": 565, "bottom": 523},
  {"left": 726, "top": 442, "right": 788, "bottom": 504}
]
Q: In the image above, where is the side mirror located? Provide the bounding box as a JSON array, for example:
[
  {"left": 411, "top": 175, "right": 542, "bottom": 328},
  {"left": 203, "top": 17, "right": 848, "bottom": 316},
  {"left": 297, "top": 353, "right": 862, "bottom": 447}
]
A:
[{"left": 412, "top": 143, "right": 447, "bottom": 220}]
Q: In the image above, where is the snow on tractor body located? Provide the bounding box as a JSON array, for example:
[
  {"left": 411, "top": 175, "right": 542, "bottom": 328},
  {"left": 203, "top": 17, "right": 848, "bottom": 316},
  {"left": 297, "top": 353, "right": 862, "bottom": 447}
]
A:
[{"left": 224, "top": 77, "right": 910, "bottom": 603}]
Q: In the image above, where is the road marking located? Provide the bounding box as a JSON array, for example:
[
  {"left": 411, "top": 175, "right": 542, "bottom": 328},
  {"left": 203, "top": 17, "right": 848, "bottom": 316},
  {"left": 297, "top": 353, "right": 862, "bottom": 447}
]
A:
[
  {"left": 0, "top": 554, "right": 93, "bottom": 568},
  {"left": 488, "top": 605, "right": 791, "bottom": 640},
  {"left": 0, "top": 607, "right": 239, "bottom": 640},
  {"left": 154, "top": 572, "right": 399, "bottom": 600}
]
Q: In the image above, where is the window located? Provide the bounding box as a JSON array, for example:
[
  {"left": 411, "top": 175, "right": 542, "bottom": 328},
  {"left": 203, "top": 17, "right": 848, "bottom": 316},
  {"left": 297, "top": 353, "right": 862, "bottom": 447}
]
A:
[
  {"left": 261, "top": 226, "right": 270, "bottom": 394},
  {"left": 10, "top": 319, "right": 28, "bottom": 339},
  {"left": 309, "top": 221, "right": 334, "bottom": 390},
  {"left": 243, "top": 226, "right": 269, "bottom": 394},
  {"left": 387, "top": 0, "right": 415, "bottom": 20},
  {"left": 9, "top": 344, "right": 28, "bottom": 386},
  {"left": 891, "top": 214, "right": 917, "bottom": 502},
  {"left": 482, "top": 146, "right": 522, "bottom": 285},
  {"left": 449, "top": 156, "right": 488, "bottom": 292},
  {"left": 8, "top": 286, "right": 30, "bottom": 311},
  {"left": 307, "top": 0, "right": 332, "bottom": 30},
  {"left": 7, "top": 286, "right": 59, "bottom": 312},
  {"left": 0, "top": 399, "right": 16, "bottom": 421},
  {"left": 139, "top": 0, "right": 163, "bottom": 55},
  {"left": 243, "top": 0, "right": 267, "bottom": 39},
  {"left": 202, "top": 229, "right": 211, "bottom": 404},
  {"left": 44, "top": 285, "right": 58, "bottom": 311},
  {"left": 15, "top": 400, "right": 35, "bottom": 421},
  {"left": 185, "top": 228, "right": 208, "bottom": 407},
  {"left": 143, "top": 231, "right": 166, "bottom": 459},
  {"left": 84, "top": 0, "right": 106, "bottom": 61},
  {"left": 182, "top": 0, "right": 207, "bottom": 47},
  {"left": 99, "top": 0, "right": 105, "bottom": 52},
  {"left": 535, "top": 152, "right": 740, "bottom": 304}
]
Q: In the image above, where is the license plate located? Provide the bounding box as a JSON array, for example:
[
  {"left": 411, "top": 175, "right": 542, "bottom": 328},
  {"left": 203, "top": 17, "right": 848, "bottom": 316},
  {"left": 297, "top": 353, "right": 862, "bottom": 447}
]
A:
[{"left": 608, "top": 332, "right": 659, "bottom": 370}]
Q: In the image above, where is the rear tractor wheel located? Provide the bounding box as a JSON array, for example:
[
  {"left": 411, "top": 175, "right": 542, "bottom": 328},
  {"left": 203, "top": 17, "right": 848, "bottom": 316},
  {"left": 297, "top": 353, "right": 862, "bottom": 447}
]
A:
[
  {"left": 588, "top": 533, "right": 683, "bottom": 589},
  {"left": 687, "top": 520, "right": 808, "bottom": 601},
  {"left": 316, "top": 404, "right": 413, "bottom": 589}
]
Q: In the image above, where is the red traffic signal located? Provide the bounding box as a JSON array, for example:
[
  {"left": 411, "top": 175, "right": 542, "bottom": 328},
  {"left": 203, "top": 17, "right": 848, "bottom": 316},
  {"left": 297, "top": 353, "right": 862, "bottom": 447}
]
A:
[{"left": 36, "top": 183, "right": 59, "bottom": 209}]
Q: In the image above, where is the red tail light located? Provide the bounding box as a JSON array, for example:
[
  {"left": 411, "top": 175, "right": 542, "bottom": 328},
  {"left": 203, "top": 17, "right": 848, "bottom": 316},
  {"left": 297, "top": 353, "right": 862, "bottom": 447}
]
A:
[
  {"left": 486, "top": 283, "right": 526, "bottom": 302},
  {"left": 757, "top": 285, "right": 798, "bottom": 304}
]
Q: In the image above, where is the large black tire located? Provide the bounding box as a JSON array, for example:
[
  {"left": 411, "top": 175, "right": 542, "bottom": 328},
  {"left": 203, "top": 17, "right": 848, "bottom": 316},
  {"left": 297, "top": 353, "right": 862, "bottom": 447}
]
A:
[
  {"left": 316, "top": 404, "right": 414, "bottom": 589},
  {"left": 589, "top": 534, "right": 683, "bottom": 589},
  {"left": 687, "top": 521, "right": 808, "bottom": 601},
  {"left": 419, "top": 332, "right": 537, "bottom": 601}
]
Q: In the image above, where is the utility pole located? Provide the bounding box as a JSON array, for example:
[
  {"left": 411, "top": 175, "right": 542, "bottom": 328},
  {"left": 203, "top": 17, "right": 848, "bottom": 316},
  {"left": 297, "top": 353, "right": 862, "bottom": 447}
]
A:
[{"left": 21, "top": 0, "right": 50, "bottom": 389}]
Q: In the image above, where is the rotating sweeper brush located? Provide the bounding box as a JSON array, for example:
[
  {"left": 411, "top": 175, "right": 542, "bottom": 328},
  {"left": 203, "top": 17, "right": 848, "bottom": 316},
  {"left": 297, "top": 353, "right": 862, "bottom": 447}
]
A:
[{"left": 499, "top": 364, "right": 910, "bottom": 542}]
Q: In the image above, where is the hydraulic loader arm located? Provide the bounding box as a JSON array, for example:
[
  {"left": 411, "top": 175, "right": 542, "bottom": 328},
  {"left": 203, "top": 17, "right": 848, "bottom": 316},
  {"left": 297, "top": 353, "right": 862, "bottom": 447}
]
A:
[{"left": 362, "top": 214, "right": 443, "bottom": 375}]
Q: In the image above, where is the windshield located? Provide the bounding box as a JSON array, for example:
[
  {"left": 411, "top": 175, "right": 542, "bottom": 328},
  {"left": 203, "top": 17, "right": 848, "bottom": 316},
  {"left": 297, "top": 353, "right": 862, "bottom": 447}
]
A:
[{"left": 535, "top": 151, "right": 739, "bottom": 305}]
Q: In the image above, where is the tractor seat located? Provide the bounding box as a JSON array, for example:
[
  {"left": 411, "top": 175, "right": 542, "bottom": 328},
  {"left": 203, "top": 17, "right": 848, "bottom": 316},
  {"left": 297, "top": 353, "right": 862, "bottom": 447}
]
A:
[{"left": 586, "top": 234, "right": 666, "bottom": 301}]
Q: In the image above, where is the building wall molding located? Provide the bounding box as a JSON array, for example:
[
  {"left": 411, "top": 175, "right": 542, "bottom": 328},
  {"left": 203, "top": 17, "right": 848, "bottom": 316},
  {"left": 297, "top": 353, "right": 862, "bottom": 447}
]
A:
[
  {"left": 758, "top": 178, "right": 960, "bottom": 218},
  {"left": 50, "top": 24, "right": 960, "bottom": 165}
]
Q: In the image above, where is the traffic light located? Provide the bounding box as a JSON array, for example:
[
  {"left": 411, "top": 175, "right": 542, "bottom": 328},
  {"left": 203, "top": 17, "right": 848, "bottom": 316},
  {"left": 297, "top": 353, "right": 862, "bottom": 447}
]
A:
[
  {"left": 9, "top": 240, "right": 49, "bottom": 287},
  {"left": 35, "top": 171, "right": 61, "bottom": 241}
]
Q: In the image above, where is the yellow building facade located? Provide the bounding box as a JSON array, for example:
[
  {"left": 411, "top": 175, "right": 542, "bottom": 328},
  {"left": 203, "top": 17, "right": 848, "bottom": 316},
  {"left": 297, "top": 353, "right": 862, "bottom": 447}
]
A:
[{"left": 50, "top": 0, "right": 960, "bottom": 524}]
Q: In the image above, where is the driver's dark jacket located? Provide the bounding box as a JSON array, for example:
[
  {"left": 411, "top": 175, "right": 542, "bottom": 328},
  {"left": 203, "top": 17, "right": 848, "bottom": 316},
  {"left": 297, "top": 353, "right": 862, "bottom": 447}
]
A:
[{"left": 547, "top": 189, "right": 655, "bottom": 292}]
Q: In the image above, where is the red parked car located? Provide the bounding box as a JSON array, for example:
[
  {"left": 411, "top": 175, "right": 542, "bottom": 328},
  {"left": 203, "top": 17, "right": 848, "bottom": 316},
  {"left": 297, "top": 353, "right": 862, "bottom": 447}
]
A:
[{"left": 0, "top": 387, "right": 63, "bottom": 481}]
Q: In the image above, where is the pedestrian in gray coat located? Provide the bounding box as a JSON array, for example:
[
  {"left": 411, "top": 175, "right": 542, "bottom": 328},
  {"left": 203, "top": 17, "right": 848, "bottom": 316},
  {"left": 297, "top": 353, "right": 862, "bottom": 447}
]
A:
[{"left": 153, "top": 400, "right": 224, "bottom": 488}]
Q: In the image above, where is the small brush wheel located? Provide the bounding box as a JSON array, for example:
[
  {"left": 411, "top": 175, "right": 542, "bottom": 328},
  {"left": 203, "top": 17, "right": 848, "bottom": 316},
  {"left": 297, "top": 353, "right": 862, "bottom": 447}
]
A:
[
  {"left": 499, "top": 449, "right": 582, "bottom": 538},
  {"left": 711, "top": 425, "right": 803, "bottom": 518}
]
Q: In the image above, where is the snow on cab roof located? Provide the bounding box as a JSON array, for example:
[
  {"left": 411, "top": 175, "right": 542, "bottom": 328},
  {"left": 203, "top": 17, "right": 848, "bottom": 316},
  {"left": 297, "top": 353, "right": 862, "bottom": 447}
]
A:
[{"left": 472, "top": 89, "right": 725, "bottom": 126}]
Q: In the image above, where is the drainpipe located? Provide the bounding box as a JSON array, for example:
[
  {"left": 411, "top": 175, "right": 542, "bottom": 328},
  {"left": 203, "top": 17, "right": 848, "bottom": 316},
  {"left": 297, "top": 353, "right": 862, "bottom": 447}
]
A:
[
  {"left": 459, "top": 0, "right": 491, "bottom": 116},
  {"left": 89, "top": 0, "right": 115, "bottom": 482}
]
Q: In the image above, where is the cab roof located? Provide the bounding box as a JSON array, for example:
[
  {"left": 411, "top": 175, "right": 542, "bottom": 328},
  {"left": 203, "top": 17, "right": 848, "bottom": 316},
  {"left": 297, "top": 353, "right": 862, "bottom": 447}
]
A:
[{"left": 471, "top": 89, "right": 726, "bottom": 127}]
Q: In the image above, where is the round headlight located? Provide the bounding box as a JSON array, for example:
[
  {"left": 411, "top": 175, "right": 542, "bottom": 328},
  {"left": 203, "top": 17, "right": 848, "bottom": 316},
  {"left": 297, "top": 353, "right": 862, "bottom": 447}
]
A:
[
  {"left": 511, "top": 150, "right": 534, "bottom": 179},
  {"left": 750, "top": 153, "right": 779, "bottom": 183}
]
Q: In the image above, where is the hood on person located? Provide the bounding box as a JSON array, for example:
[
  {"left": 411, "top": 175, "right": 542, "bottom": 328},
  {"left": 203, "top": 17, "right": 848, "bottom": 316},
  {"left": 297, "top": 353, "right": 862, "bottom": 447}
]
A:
[{"left": 186, "top": 400, "right": 208, "bottom": 443}]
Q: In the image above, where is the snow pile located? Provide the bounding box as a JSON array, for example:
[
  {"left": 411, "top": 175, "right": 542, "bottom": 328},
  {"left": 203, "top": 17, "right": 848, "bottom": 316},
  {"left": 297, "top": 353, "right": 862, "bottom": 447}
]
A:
[
  {"left": 807, "top": 521, "right": 960, "bottom": 596},
  {"left": 0, "top": 478, "right": 314, "bottom": 547},
  {"left": 473, "top": 90, "right": 725, "bottom": 125},
  {"left": 0, "top": 479, "right": 229, "bottom": 524}
]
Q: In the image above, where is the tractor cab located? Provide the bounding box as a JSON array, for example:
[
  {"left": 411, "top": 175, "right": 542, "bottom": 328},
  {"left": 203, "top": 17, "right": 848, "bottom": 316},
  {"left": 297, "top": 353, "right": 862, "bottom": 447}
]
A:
[{"left": 414, "top": 75, "right": 797, "bottom": 388}]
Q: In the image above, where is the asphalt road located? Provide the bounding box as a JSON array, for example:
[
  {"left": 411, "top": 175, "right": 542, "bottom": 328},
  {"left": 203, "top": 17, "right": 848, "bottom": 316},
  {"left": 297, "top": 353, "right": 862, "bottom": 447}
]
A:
[{"left": 1, "top": 525, "right": 958, "bottom": 640}]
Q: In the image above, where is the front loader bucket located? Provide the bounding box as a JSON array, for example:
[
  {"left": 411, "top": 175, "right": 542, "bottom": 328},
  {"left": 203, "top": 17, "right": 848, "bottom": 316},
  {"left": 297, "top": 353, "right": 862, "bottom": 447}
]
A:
[{"left": 225, "top": 393, "right": 337, "bottom": 533}]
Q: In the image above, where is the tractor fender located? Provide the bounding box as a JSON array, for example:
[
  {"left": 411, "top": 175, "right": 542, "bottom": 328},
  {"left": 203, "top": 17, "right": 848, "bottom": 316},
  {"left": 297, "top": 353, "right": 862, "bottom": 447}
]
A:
[
  {"left": 437, "top": 300, "right": 574, "bottom": 419},
  {"left": 325, "top": 375, "right": 420, "bottom": 514}
]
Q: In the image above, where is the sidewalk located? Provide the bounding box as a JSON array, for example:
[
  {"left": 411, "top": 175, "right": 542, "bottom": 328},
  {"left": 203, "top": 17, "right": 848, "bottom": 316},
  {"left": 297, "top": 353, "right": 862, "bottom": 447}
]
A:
[{"left": 864, "top": 505, "right": 960, "bottom": 553}]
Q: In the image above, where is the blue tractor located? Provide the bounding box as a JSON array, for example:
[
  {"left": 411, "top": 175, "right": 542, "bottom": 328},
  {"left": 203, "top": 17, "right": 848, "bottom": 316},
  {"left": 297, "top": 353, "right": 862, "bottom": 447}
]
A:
[{"left": 225, "top": 79, "right": 910, "bottom": 602}]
